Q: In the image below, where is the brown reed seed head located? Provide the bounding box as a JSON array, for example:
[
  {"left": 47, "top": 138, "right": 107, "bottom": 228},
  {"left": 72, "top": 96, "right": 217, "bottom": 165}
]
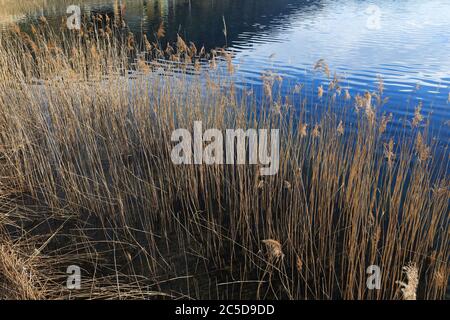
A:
[
  {"left": 415, "top": 132, "right": 431, "bottom": 162},
  {"left": 412, "top": 102, "right": 424, "bottom": 127},
  {"left": 396, "top": 262, "right": 419, "bottom": 300},
  {"left": 262, "top": 239, "right": 284, "bottom": 261},
  {"left": 384, "top": 139, "right": 396, "bottom": 169},
  {"left": 379, "top": 113, "right": 392, "bottom": 134},
  {"left": 317, "top": 85, "right": 324, "bottom": 98},
  {"left": 337, "top": 121, "right": 344, "bottom": 136},
  {"left": 312, "top": 124, "right": 320, "bottom": 138},
  {"left": 299, "top": 123, "right": 308, "bottom": 137}
]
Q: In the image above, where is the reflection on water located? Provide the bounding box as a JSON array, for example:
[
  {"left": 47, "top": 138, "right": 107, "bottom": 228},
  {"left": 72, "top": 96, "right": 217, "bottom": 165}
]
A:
[{"left": 1, "top": 0, "right": 449, "bottom": 140}]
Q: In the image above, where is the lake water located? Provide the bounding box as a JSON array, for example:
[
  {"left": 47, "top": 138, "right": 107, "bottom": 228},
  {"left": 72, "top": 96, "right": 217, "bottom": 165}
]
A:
[{"left": 1, "top": 0, "right": 449, "bottom": 143}]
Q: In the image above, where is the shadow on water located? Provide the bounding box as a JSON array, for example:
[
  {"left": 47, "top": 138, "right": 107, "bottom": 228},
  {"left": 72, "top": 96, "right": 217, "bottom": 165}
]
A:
[{"left": 5, "top": 0, "right": 325, "bottom": 49}]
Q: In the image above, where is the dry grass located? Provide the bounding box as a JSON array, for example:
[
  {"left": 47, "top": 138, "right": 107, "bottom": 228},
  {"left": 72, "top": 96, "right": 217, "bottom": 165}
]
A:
[{"left": 0, "top": 19, "right": 448, "bottom": 300}]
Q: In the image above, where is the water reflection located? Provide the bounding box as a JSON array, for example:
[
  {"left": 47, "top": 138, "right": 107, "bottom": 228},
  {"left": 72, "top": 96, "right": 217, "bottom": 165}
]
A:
[{"left": 1, "top": 0, "right": 323, "bottom": 49}]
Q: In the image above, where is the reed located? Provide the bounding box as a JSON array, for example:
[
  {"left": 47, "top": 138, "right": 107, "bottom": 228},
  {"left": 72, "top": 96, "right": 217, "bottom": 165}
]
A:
[{"left": 0, "top": 19, "right": 448, "bottom": 300}]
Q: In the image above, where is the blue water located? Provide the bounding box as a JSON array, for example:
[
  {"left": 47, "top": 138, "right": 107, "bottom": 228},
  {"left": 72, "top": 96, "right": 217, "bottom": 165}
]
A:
[{"left": 1, "top": 0, "right": 449, "bottom": 142}]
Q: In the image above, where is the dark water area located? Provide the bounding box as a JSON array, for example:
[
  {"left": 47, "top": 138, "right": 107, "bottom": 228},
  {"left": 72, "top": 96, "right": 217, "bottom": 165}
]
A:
[{"left": 1, "top": 0, "right": 449, "bottom": 145}]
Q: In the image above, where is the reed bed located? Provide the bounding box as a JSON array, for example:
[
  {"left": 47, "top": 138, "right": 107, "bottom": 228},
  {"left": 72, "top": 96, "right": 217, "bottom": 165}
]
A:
[{"left": 0, "top": 18, "right": 448, "bottom": 300}]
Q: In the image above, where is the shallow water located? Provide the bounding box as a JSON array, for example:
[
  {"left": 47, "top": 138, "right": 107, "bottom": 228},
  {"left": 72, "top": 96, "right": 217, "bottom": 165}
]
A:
[{"left": 1, "top": 0, "right": 449, "bottom": 142}]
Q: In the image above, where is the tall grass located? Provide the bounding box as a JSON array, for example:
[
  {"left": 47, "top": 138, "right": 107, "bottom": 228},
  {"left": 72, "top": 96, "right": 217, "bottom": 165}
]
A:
[{"left": 0, "top": 18, "right": 448, "bottom": 300}]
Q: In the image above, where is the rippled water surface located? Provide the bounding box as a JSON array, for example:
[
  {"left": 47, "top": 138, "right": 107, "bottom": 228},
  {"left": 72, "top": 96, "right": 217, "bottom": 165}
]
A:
[{"left": 1, "top": 0, "right": 449, "bottom": 140}]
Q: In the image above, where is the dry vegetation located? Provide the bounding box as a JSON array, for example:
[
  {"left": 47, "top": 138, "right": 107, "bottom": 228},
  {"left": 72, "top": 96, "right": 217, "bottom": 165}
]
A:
[{"left": 0, "top": 17, "right": 448, "bottom": 300}]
